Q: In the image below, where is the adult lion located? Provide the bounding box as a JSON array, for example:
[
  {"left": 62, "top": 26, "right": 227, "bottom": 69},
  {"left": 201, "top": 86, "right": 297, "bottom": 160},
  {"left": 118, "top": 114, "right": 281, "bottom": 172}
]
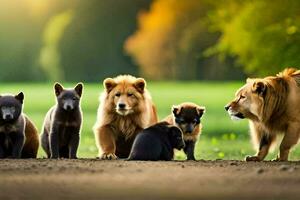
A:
[{"left": 225, "top": 68, "right": 300, "bottom": 161}]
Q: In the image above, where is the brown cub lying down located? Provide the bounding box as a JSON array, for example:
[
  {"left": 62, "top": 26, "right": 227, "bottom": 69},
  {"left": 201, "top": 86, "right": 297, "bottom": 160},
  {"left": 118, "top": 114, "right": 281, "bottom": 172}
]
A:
[
  {"left": 225, "top": 68, "right": 300, "bottom": 161},
  {"left": 163, "top": 102, "right": 205, "bottom": 160},
  {"left": 93, "top": 75, "right": 158, "bottom": 159},
  {"left": 22, "top": 116, "right": 39, "bottom": 158}
]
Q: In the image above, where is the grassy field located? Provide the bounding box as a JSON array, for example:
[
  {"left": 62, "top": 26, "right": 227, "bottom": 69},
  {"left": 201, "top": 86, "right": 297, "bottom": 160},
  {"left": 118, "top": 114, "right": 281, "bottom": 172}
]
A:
[{"left": 1, "top": 82, "right": 300, "bottom": 160}]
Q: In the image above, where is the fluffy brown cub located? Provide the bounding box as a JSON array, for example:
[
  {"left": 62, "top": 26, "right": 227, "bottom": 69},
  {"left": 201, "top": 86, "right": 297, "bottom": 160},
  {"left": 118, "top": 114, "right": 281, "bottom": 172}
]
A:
[
  {"left": 22, "top": 116, "right": 39, "bottom": 158},
  {"left": 93, "top": 75, "right": 158, "bottom": 159},
  {"left": 163, "top": 102, "right": 205, "bottom": 160}
]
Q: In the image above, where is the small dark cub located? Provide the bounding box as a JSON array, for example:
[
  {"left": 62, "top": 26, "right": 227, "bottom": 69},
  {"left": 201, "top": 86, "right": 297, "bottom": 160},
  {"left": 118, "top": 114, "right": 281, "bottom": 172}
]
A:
[
  {"left": 41, "top": 82, "right": 83, "bottom": 159},
  {"left": 0, "top": 93, "right": 25, "bottom": 158},
  {"left": 163, "top": 102, "right": 205, "bottom": 160},
  {"left": 127, "top": 122, "right": 185, "bottom": 161}
]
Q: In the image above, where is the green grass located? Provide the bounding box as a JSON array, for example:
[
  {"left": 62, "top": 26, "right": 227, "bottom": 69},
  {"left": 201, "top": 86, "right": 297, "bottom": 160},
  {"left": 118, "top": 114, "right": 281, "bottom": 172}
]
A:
[{"left": 1, "top": 82, "right": 300, "bottom": 160}]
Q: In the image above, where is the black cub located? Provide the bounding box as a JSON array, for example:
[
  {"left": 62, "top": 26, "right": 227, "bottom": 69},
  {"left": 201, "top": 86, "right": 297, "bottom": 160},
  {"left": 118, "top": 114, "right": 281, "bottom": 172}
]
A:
[
  {"left": 0, "top": 92, "right": 39, "bottom": 158},
  {"left": 128, "top": 122, "right": 185, "bottom": 161},
  {"left": 41, "top": 83, "right": 83, "bottom": 159}
]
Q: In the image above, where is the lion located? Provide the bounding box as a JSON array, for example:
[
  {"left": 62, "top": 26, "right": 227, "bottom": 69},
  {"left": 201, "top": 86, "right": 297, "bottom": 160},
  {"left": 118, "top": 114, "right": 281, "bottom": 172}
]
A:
[
  {"left": 225, "top": 68, "right": 300, "bottom": 161},
  {"left": 93, "top": 75, "right": 158, "bottom": 159}
]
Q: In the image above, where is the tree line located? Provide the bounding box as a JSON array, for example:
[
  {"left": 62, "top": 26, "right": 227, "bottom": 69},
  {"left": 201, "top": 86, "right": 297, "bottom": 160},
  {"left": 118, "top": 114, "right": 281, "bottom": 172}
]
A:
[{"left": 0, "top": 0, "right": 298, "bottom": 82}]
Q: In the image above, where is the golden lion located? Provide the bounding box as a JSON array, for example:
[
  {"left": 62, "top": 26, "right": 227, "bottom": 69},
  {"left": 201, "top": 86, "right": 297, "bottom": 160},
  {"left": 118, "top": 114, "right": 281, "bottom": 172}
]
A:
[{"left": 225, "top": 68, "right": 300, "bottom": 161}]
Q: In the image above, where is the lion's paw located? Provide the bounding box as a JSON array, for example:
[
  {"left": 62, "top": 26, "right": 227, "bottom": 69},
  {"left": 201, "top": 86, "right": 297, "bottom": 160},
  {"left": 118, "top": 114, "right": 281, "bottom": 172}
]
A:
[
  {"left": 245, "top": 155, "right": 261, "bottom": 162},
  {"left": 100, "top": 153, "right": 118, "bottom": 160}
]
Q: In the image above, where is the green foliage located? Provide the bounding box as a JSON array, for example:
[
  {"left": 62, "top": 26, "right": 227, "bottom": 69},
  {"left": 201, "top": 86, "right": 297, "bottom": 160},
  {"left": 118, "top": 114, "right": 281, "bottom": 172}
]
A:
[
  {"left": 0, "top": 0, "right": 152, "bottom": 82},
  {"left": 40, "top": 10, "right": 74, "bottom": 81},
  {"left": 125, "top": 0, "right": 241, "bottom": 80},
  {"left": 0, "top": 1, "right": 42, "bottom": 81},
  {"left": 209, "top": 0, "right": 300, "bottom": 76},
  {"left": 60, "top": 0, "right": 152, "bottom": 82},
  {"left": 0, "top": 0, "right": 299, "bottom": 82}
]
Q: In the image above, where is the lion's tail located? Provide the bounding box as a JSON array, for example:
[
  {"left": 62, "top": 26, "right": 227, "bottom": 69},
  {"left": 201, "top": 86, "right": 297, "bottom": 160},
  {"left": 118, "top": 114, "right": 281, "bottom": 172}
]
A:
[{"left": 277, "top": 67, "right": 300, "bottom": 86}]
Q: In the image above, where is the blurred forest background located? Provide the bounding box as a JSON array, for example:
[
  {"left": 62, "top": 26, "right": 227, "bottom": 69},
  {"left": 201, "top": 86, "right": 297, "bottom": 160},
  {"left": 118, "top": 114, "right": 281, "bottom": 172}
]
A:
[{"left": 1, "top": 0, "right": 299, "bottom": 82}]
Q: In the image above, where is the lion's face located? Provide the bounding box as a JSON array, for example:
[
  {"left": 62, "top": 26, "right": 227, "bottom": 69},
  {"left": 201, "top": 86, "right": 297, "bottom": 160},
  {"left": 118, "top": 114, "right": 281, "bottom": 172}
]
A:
[
  {"left": 103, "top": 76, "right": 146, "bottom": 116},
  {"left": 225, "top": 79, "right": 267, "bottom": 121}
]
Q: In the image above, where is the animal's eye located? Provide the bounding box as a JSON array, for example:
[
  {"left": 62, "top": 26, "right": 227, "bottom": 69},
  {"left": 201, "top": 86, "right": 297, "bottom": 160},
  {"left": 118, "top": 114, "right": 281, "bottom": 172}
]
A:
[
  {"left": 240, "top": 95, "right": 246, "bottom": 99},
  {"left": 73, "top": 97, "right": 77, "bottom": 100},
  {"left": 193, "top": 119, "right": 199, "bottom": 123},
  {"left": 175, "top": 118, "right": 185, "bottom": 124},
  {"left": 178, "top": 119, "right": 185, "bottom": 123},
  {"left": 127, "top": 93, "right": 133, "bottom": 97},
  {"left": 10, "top": 107, "right": 15, "bottom": 112},
  {"left": 115, "top": 92, "right": 121, "bottom": 97}
]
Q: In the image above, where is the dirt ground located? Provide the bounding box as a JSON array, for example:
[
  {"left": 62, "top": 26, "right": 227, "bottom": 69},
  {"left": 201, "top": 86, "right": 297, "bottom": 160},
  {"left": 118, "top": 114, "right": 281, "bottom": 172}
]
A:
[{"left": 0, "top": 159, "right": 300, "bottom": 200}]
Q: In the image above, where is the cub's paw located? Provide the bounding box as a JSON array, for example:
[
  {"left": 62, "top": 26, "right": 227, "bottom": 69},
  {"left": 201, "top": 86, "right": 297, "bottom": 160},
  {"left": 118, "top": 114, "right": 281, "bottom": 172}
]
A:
[
  {"left": 245, "top": 155, "right": 262, "bottom": 162},
  {"left": 100, "top": 153, "right": 118, "bottom": 160},
  {"left": 186, "top": 157, "right": 196, "bottom": 161}
]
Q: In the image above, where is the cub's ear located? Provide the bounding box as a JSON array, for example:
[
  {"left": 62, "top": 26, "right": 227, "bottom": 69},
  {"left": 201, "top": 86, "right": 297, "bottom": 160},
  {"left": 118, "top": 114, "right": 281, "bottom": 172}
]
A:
[
  {"left": 167, "top": 125, "right": 183, "bottom": 136},
  {"left": 196, "top": 106, "right": 205, "bottom": 118},
  {"left": 74, "top": 82, "right": 83, "bottom": 97},
  {"left": 54, "top": 82, "right": 64, "bottom": 97},
  {"left": 103, "top": 78, "right": 116, "bottom": 93},
  {"left": 15, "top": 92, "right": 24, "bottom": 104},
  {"left": 134, "top": 78, "right": 146, "bottom": 93},
  {"left": 172, "top": 105, "right": 181, "bottom": 117},
  {"left": 252, "top": 81, "right": 267, "bottom": 96}
]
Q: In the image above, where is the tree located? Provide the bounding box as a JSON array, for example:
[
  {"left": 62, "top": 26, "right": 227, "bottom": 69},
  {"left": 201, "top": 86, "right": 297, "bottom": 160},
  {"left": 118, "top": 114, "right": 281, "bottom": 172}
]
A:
[
  {"left": 0, "top": 0, "right": 68, "bottom": 81},
  {"left": 60, "top": 0, "right": 152, "bottom": 82},
  {"left": 125, "top": 0, "right": 243, "bottom": 80},
  {"left": 125, "top": 0, "right": 207, "bottom": 80},
  {"left": 0, "top": 0, "right": 152, "bottom": 82},
  {"left": 39, "top": 10, "right": 74, "bottom": 81},
  {"left": 209, "top": 0, "right": 300, "bottom": 76}
]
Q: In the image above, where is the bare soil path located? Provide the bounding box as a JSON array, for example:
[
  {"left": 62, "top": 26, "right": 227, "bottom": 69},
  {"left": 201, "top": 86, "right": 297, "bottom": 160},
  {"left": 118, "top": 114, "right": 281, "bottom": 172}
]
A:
[{"left": 0, "top": 159, "right": 300, "bottom": 200}]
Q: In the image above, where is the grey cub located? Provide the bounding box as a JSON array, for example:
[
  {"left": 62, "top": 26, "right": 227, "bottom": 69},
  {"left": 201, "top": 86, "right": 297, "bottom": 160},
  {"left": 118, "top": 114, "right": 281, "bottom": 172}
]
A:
[{"left": 41, "top": 83, "right": 83, "bottom": 159}]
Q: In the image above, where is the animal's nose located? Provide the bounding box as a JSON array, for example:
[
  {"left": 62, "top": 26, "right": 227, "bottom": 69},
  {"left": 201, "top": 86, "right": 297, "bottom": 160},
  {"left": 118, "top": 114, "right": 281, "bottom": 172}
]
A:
[
  {"left": 186, "top": 124, "right": 193, "bottom": 133},
  {"left": 64, "top": 102, "right": 74, "bottom": 111},
  {"left": 225, "top": 105, "right": 230, "bottom": 111},
  {"left": 118, "top": 103, "right": 126, "bottom": 109},
  {"left": 4, "top": 114, "right": 12, "bottom": 120}
]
